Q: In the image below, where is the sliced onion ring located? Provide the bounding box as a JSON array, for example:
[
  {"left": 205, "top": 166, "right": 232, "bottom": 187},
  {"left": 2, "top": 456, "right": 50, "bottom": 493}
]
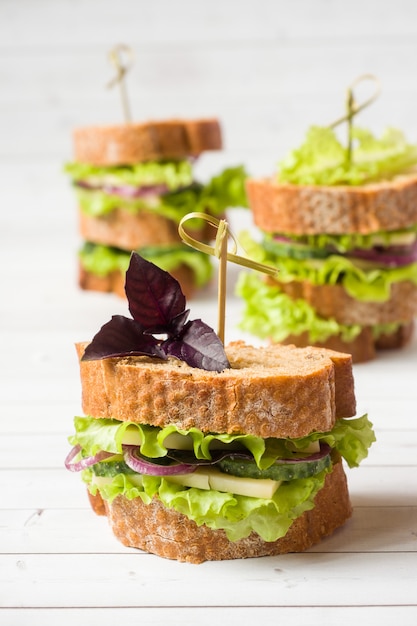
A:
[
  {"left": 123, "top": 445, "right": 196, "bottom": 476},
  {"left": 64, "top": 445, "right": 115, "bottom": 472}
]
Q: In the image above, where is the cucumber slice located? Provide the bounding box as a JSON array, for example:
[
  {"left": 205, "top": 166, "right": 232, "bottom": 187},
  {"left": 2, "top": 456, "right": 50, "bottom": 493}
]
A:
[
  {"left": 218, "top": 452, "right": 331, "bottom": 481},
  {"left": 263, "top": 238, "right": 331, "bottom": 260},
  {"left": 92, "top": 458, "right": 134, "bottom": 477}
]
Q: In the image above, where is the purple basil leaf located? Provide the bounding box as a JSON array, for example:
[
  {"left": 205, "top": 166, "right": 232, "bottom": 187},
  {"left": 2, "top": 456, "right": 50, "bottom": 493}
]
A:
[
  {"left": 125, "top": 253, "right": 187, "bottom": 332},
  {"left": 166, "top": 309, "right": 190, "bottom": 336},
  {"left": 81, "top": 315, "right": 166, "bottom": 361},
  {"left": 163, "top": 319, "right": 230, "bottom": 372}
]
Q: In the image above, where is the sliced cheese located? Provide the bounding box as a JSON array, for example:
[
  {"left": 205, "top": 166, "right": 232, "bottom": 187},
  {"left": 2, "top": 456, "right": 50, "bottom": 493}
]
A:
[
  {"left": 167, "top": 467, "right": 281, "bottom": 499},
  {"left": 91, "top": 475, "right": 114, "bottom": 487},
  {"left": 92, "top": 467, "right": 279, "bottom": 498}
]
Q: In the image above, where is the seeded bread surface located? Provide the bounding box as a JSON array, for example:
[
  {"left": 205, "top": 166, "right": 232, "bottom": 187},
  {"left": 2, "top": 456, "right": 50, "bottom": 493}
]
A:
[
  {"left": 73, "top": 118, "right": 222, "bottom": 166},
  {"left": 247, "top": 174, "right": 417, "bottom": 235},
  {"left": 79, "top": 208, "right": 181, "bottom": 250},
  {"left": 281, "top": 321, "right": 414, "bottom": 363},
  {"left": 90, "top": 457, "right": 351, "bottom": 563},
  {"left": 76, "top": 340, "right": 356, "bottom": 438},
  {"left": 265, "top": 276, "right": 417, "bottom": 326},
  {"left": 79, "top": 208, "right": 217, "bottom": 251}
]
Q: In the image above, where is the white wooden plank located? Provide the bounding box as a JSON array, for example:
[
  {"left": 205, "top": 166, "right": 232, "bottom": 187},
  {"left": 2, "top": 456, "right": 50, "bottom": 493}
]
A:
[
  {"left": 1, "top": 505, "right": 416, "bottom": 555},
  {"left": 3, "top": 0, "right": 417, "bottom": 48},
  {"left": 1, "top": 606, "right": 417, "bottom": 626},
  {"left": 1, "top": 0, "right": 417, "bottom": 621},
  {"left": 1, "top": 551, "right": 417, "bottom": 608}
]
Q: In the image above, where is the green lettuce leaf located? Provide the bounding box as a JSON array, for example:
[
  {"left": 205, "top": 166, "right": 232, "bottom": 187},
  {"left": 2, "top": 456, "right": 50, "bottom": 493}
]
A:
[
  {"left": 269, "top": 226, "right": 417, "bottom": 254},
  {"left": 151, "top": 165, "right": 249, "bottom": 217},
  {"left": 73, "top": 187, "right": 168, "bottom": 219},
  {"left": 292, "top": 415, "right": 376, "bottom": 468},
  {"left": 236, "top": 271, "right": 362, "bottom": 343},
  {"left": 70, "top": 165, "right": 248, "bottom": 219},
  {"left": 70, "top": 412, "right": 374, "bottom": 470},
  {"left": 72, "top": 413, "right": 374, "bottom": 542},
  {"left": 237, "top": 271, "right": 404, "bottom": 344},
  {"left": 239, "top": 231, "right": 417, "bottom": 302},
  {"left": 84, "top": 466, "right": 328, "bottom": 542},
  {"left": 278, "top": 126, "right": 417, "bottom": 186},
  {"left": 64, "top": 159, "right": 194, "bottom": 189},
  {"left": 79, "top": 242, "right": 213, "bottom": 288}
]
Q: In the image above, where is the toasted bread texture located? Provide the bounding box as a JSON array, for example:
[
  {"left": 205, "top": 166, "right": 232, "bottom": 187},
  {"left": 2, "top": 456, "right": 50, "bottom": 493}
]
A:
[
  {"left": 87, "top": 457, "right": 351, "bottom": 563},
  {"left": 76, "top": 340, "right": 356, "bottom": 438},
  {"left": 265, "top": 276, "right": 417, "bottom": 326},
  {"left": 247, "top": 174, "right": 417, "bottom": 235},
  {"left": 73, "top": 118, "right": 222, "bottom": 166},
  {"left": 79, "top": 209, "right": 181, "bottom": 250},
  {"left": 280, "top": 321, "right": 414, "bottom": 363},
  {"left": 78, "top": 208, "right": 218, "bottom": 252}
]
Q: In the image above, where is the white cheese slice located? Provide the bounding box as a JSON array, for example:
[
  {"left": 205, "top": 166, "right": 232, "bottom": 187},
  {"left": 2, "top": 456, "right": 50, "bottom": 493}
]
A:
[
  {"left": 167, "top": 467, "right": 281, "bottom": 499},
  {"left": 92, "top": 467, "right": 280, "bottom": 498}
]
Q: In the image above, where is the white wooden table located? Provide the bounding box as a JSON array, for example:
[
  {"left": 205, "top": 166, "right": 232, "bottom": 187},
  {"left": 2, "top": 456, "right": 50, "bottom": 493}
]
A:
[{"left": 1, "top": 1, "right": 417, "bottom": 623}]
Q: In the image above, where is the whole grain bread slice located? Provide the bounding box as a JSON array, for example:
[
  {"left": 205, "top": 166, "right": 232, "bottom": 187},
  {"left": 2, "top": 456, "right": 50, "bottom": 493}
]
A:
[
  {"left": 78, "top": 207, "right": 218, "bottom": 251},
  {"left": 76, "top": 340, "right": 356, "bottom": 438},
  {"left": 280, "top": 321, "right": 414, "bottom": 363},
  {"left": 73, "top": 118, "right": 222, "bottom": 166},
  {"left": 89, "top": 456, "right": 351, "bottom": 563},
  {"left": 265, "top": 276, "right": 417, "bottom": 326},
  {"left": 79, "top": 208, "right": 182, "bottom": 250},
  {"left": 247, "top": 174, "right": 417, "bottom": 235}
]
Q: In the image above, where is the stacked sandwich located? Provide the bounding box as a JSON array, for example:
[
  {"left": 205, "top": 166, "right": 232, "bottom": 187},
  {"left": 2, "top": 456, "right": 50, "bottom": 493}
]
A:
[
  {"left": 237, "top": 125, "right": 417, "bottom": 361},
  {"left": 65, "top": 118, "right": 247, "bottom": 298},
  {"left": 65, "top": 252, "right": 375, "bottom": 563}
]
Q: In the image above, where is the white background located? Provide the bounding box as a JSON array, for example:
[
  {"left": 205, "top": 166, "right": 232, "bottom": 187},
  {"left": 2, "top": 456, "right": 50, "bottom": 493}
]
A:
[{"left": 1, "top": 1, "right": 417, "bottom": 624}]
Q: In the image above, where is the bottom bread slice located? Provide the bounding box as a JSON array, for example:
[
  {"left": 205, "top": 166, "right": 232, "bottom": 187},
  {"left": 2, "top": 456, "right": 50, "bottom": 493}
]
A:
[
  {"left": 88, "top": 459, "right": 352, "bottom": 563},
  {"left": 282, "top": 320, "right": 414, "bottom": 363}
]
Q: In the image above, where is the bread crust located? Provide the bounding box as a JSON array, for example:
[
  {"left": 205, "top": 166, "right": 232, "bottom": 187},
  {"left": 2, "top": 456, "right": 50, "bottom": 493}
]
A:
[
  {"left": 73, "top": 118, "right": 222, "bottom": 165},
  {"left": 91, "top": 457, "right": 351, "bottom": 563},
  {"left": 280, "top": 322, "right": 413, "bottom": 363},
  {"left": 265, "top": 276, "right": 417, "bottom": 325},
  {"left": 78, "top": 261, "right": 197, "bottom": 301},
  {"left": 78, "top": 207, "right": 217, "bottom": 251},
  {"left": 79, "top": 209, "right": 181, "bottom": 250},
  {"left": 247, "top": 175, "right": 417, "bottom": 235},
  {"left": 76, "top": 340, "right": 356, "bottom": 437}
]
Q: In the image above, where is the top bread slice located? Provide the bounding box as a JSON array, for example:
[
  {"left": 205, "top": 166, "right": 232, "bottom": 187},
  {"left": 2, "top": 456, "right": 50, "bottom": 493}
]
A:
[
  {"left": 246, "top": 173, "right": 417, "bottom": 235},
  {"left": 73, "top": 118, "right": 222, "bottom": 166},
  {"left": 75, "top": 340, "right": 356, "bottom": 439}
]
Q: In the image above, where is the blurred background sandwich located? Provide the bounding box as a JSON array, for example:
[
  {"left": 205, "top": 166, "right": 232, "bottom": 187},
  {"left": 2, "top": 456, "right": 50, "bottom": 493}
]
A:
[
  {"left": 66, "top": 117, "right": 247, "bottom": 298},
  {"left": 237, "top": 84, "right": 417, "bottom": 362}
]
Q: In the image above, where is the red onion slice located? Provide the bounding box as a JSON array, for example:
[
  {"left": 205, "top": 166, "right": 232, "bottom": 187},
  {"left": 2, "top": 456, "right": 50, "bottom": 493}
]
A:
[
  {"left": 272, "top": 234, "right": 417, "bottom": 267},
  {"left": 123, "top": 445, "right": 196, "bottom": 476},
  {"left": 75, "top": 180, "right": 170, "bottom": 198},
  {"left": 64, "top": 445, "right": 115, "bottom": 472},
  {"left": 347, "top": 242, "right": 417, "bottom": 267}
]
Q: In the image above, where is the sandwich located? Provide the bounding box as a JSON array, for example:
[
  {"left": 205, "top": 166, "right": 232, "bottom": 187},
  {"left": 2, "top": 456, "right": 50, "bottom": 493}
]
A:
[
  {"left": 65, "top": 252, "right": 375, "bottom": 563},
  {"left": 236, "top": 124, "right": 417, "bottom": 361},
  {"left": 65, "top": 118, "right": 247, "bottom": 298}
]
